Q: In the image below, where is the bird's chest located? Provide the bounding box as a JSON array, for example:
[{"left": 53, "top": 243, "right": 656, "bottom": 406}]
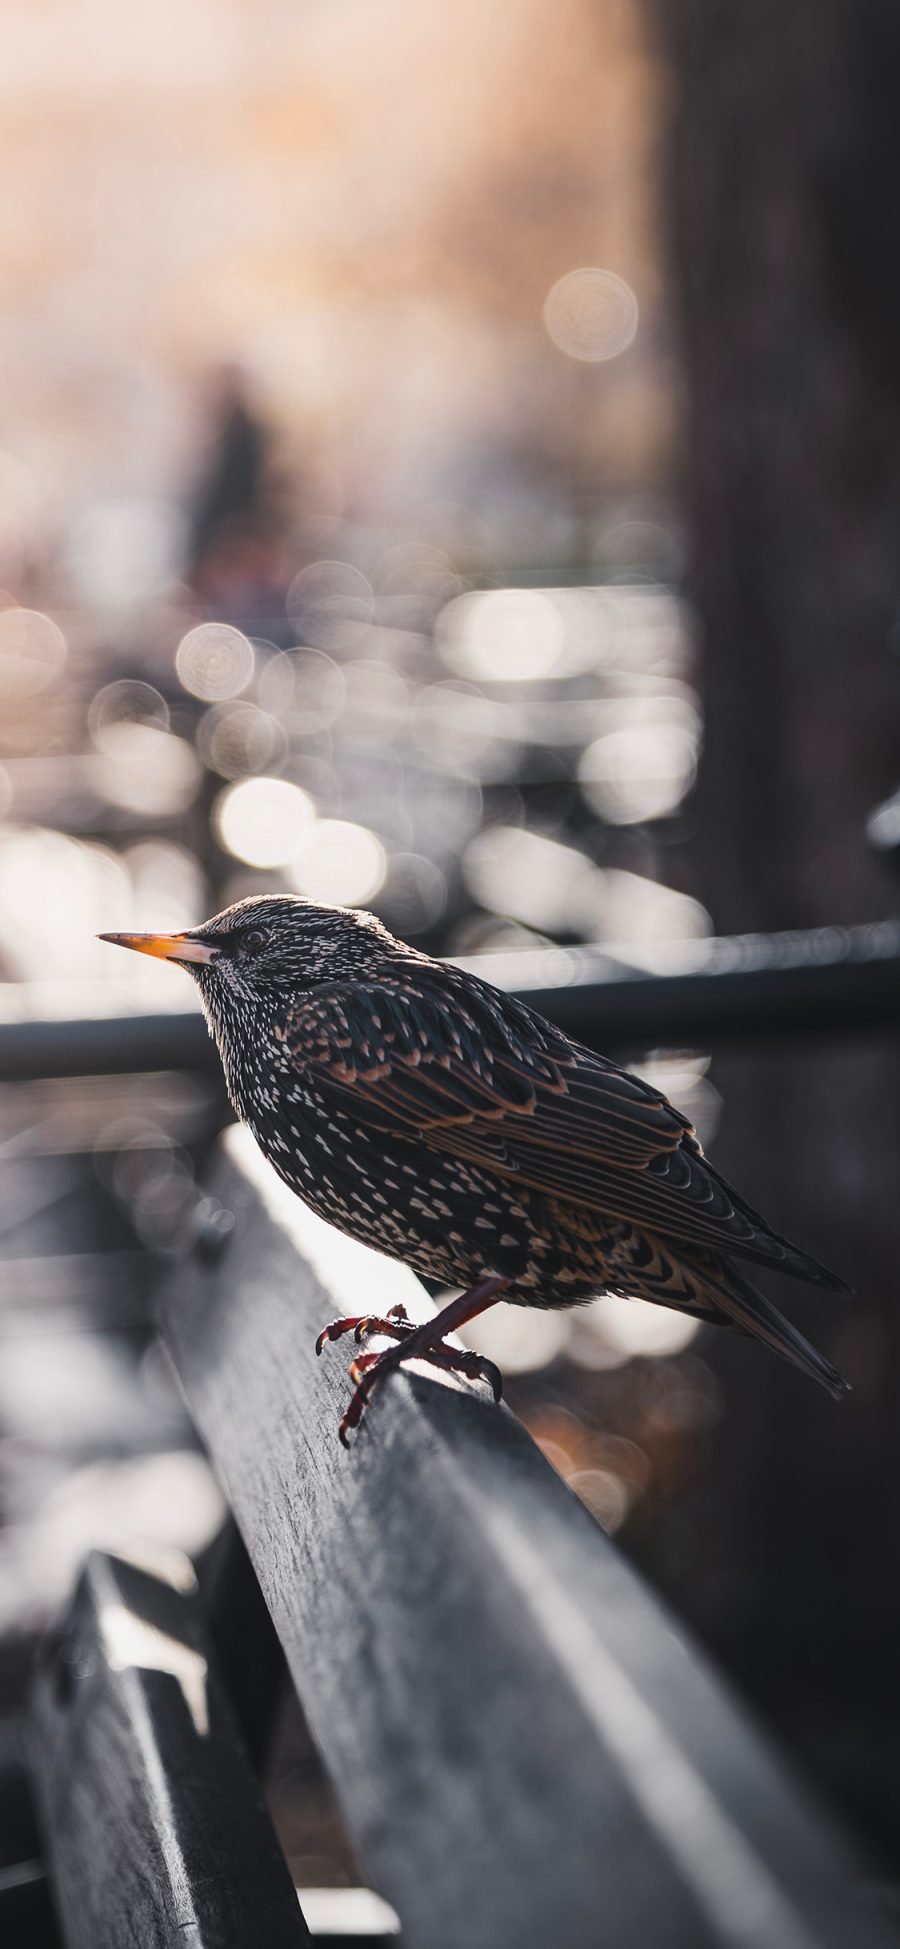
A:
[
  {"left": 238, "top": 1061, "right": 486, "bottom": 1278},
  {"left": 249, "top": 1069, "right": 353, "bottom": 1205},
  {"left": 240, "top": 1058, "right": 395, "bottom": 1234}
]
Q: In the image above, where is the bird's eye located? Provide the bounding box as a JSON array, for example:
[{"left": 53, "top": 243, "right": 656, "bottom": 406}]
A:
[{"left": 243, "top": 928, "right": 269, "bottom": 952}]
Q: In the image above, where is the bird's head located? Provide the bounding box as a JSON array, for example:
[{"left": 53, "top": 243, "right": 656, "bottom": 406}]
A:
[{"left": 99, "top": 895, "right": 404, "bottom": 1009}]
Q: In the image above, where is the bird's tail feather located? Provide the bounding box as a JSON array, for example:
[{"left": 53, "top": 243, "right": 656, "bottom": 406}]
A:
[
  {"left": 685, "top": 1251, "right": 848, "bottom": 1400},
  {"left": 755, "top": 1235, "right": 851, "bottom": 1296}
]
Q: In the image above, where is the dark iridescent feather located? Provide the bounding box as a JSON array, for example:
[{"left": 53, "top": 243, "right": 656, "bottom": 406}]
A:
[{"left": 283, "top": 959, "right": 848, "bottom": 1296}]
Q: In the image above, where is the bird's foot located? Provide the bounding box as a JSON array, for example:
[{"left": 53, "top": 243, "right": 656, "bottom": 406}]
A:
[
  {"left": 316, "top": 1304, "right": 502, "bottom": 1445},
  {"left": 421, "top": 1341, "right": 503, "bottom": 1399},
  {"left": 349, "top": 1338, "right": 502, "bottom": 1397},
  {"left": 315, "top": 1302, "right": 414, "bottom": 1356}
]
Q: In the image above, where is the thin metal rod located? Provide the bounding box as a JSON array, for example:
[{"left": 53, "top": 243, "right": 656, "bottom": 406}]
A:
[{"left": 2, "top": 919, "right": 899, "bottom": 1080}]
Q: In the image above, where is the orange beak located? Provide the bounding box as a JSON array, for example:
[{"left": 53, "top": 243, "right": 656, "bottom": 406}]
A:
[{"left": 98, "top": 931, "right": 220, "bottom": 967}]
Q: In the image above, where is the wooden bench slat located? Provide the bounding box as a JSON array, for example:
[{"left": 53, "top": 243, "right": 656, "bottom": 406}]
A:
[
  {"left": 162, "top": 1126, "right": 899, "bottom": 1949},
  {"left": 28, "top": 1547, "right": 310, "bottom": 1949}
]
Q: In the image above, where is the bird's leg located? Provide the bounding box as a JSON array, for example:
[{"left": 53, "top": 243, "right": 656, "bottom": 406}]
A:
[{"left": 330, "top": 1274, "right": 510, "bottom": 1446}]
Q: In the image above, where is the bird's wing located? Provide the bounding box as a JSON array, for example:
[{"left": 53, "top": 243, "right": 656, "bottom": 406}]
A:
[{"left": 282, "top": 964, "right": 844, "bottom": 1289}]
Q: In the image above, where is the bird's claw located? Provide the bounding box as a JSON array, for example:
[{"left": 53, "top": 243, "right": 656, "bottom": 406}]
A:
[
  {"left": 415, "top": 1341, "right": 503, "bottom": 1401},
  {"left": 454, "top": 1349, "right": 503, "bottom": 1401},
  {"left": 320, "top": 1309, "right": 416, "bottom": 1445},
  {"left": 349, "top": 1352, "right": 380, "bottom": 1383},
  {"left": 316, "top": 1311, "right": 413, "bottom": 1357},
  {"left": 328, "top": 1322, "right": 503, "bottom": 1446},
  {"left": 316, "top": 1317, "right": 355, "bottom": 1356}
]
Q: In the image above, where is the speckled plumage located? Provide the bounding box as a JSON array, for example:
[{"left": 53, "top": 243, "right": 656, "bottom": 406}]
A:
[{"left": 101, "top": 894, "right": 849, "bottom": 1438}]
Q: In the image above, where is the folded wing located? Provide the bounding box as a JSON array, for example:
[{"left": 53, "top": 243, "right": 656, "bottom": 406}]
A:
[{"left": 282, "top": 962, "right": 848, "bottom": 1293}]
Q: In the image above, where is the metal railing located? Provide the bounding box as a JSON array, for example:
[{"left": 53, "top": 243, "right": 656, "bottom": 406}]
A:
[{"left": 1, "top": 919, "right": 899, "bottom": 1082}]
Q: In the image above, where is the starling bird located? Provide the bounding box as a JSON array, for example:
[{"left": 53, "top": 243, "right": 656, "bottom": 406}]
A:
[{"left": 101, "top": 895, "right": 849, "bottom": 1442}]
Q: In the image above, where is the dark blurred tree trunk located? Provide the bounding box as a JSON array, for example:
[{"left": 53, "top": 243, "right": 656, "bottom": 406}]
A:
[{"left": 655, "top": 0, "right": 900, "bottom": 1863}]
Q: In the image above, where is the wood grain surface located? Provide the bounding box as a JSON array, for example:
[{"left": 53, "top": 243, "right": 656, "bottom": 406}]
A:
[
  {"left": 161, "top": 1125, "right": 898, "bottom": 1949},
  {"left": 29, "top": 1547, "right": 309, "bottom": 1948}
]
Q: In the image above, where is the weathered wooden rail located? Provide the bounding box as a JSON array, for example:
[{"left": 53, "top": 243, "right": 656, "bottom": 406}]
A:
[
  {"left": 29, "top": 1548, "right": 310, "bottom": 1948},
  {"left": 25, "top": 1124, "right": 897, "bottom": 1949}
]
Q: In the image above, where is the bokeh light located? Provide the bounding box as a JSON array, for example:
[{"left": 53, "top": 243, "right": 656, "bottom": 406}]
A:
[
  {"left": 197, "top": 702, "right": 288, "bottom": 780},
  {"left": 176, "top": 623, "right": 255, "bottom": 702},
  {"left": 598, "top": 869, "right": 710, "bottom": 950},
  {"left": 590, "top": 1293, "right": 700, "bottom": 1359},
  {"left": 464, "top": 826, "right": 601, "bottom": 936},
  {"left": 381, "top": 852, "right": 448, "bottom": 933},
  {"left": 123, "top": 841, "right": 207, "bottom": 937},
  {"left": 0, "top": 832, "right": 128, "bottom": 984},
  {"left": 88, "top": 681, "right": 170, "bottom": 748},
  {"left": 287, "top": 561, "right": 374, "bottom": 652},
  {"left": 288, "top": 820, "right": 387, "bottom": 906},
  {"left": 257, "top": 648, "right": 346, "bottom": 733},
  {"left": 438, "top": 589, "right": 565, "bottom": 682},
  {"left": 91, "top": 725, "right": 202, "bottom": 817},
  {"left": 215, "top": 776, "right": 314, "bottom": 868},
  {"left": 578, "top": 702, "right": 701, "bottom": 824},
  {"left": 463, "top": 826, "right": 710, "bottom": 944},
  {"left": 0, "top": 607, "right": 67, "bottom": 700},
  {"left": 458, "top": 1302, "right": 567, "bottom": 1375},
  {"left": 543, "top": 267, "right": 639, "bottom": 362},
  {"left": 567, "top": 1468, "right": 632, "bottom": 1535}
]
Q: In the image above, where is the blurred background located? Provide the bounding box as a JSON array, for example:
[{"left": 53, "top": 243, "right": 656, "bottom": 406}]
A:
[{"left": 2, "top": 0, "right": 900, "bottom": 1897}]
